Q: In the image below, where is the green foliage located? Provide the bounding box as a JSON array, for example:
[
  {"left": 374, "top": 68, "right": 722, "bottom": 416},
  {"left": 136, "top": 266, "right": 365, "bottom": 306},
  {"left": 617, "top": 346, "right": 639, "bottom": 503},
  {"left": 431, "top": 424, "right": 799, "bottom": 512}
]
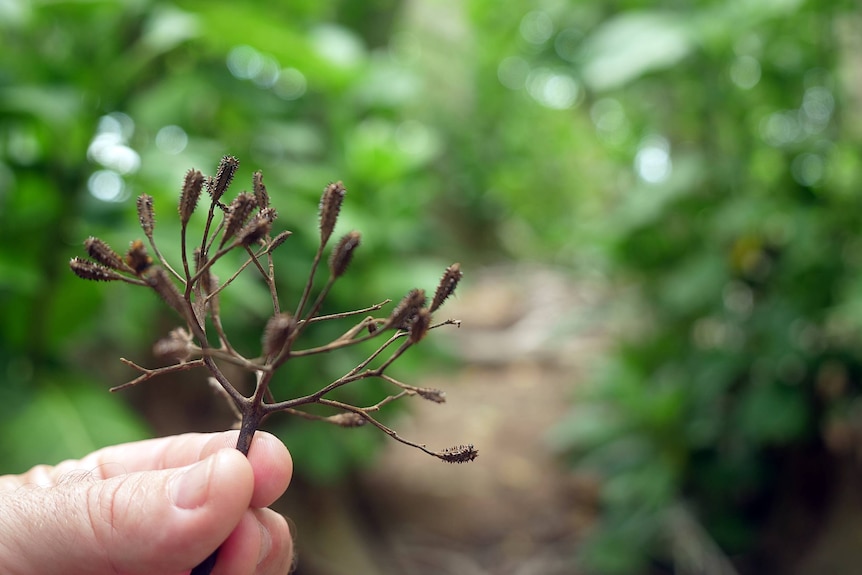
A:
[
  {"left": 535, "top": 0, "right": 860, "bottom": 571},
  {"left": 2, "top": 0, "right": 859, "bottom": 570},
  {"left": 0, "top": 376, "right": 149, "bottom": 473},
  {"left": 0, "top": 0, "right": 456, "bottom": 478}
]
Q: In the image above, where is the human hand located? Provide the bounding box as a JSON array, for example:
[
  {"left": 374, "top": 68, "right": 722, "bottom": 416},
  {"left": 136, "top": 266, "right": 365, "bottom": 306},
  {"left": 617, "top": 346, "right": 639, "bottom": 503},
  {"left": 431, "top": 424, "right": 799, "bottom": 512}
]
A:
[{"left": 0, "top": 431, "right": 293, "bottom": 575}]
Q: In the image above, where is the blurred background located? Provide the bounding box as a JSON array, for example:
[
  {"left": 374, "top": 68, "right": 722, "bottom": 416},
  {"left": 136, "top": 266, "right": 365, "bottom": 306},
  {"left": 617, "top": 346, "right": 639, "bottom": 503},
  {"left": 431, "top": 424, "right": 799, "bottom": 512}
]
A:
[{"left": 1, "top": 0, "right": 860, "bottom": 573}]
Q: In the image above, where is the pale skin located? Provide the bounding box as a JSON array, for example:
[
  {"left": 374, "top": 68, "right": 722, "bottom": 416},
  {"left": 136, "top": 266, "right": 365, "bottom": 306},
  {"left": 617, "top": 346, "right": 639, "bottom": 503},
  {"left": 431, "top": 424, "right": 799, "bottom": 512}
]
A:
[{"left": 0, "top": 431, "right": 294, "bottom": 575}]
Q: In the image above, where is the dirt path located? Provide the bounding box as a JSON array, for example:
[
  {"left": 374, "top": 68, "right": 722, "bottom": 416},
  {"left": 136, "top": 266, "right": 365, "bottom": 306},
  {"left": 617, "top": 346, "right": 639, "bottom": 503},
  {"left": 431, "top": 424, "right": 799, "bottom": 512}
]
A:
[{"left": 286, "top": 265, "right": 609, "bottom": 575}]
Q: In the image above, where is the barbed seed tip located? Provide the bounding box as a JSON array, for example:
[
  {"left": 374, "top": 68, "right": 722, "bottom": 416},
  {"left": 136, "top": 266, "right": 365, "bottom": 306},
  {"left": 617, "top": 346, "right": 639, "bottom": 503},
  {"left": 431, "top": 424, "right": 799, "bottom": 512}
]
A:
[
  {"left": 136, "top": 194, "right": 155, "bottom": 237},
  {"left": 69, "top": 257, "right": 124, "bottom": 282},
  {"left": 438, "top": 444, "right": 478, "bottom": 464},
  {"left": 319, "top": 181, "right": 346, "bottom": 246},
  {"left": 239, "top": 207, "right": 276, "bottom": 246},
  {"left": 417, "top": 386, "right": 446, "bottom": 403},
  {"left": 268, "top": 230, "right": 293, "bottom": 252},
  {"left": 145, "top": 266, "right": 185, "bottom": 316},
  {"left": 329, "top": 231, "right": 361, "bottom": 278},
  {"left": 210, "top": 155, "right": 239, "bottom": 201},
  {"left": 387, "top": 288, "right": 426, "bottom": 330},
  {"left": 179, "top": 169, "right": 205, "bottom": 224},
  {"left": 252, "top": 170, "right": 270, "bottom": 210},
  {"left": 263, "top": 312, "right": 296, "bottom": 357},
  {"left": 430, "top": 262, "right": 463, "bottom": 312},
  {"left": 326, "top": 412, "right": 366, "bottom": 427},
  {"left": 409, "top": 308, "right": 432, "bottom": 344},
  {"left": 125, "top": 239, "right": 153, "bottom": 275},
  {"left": 84, "top": 237, "right": 129, "bottom": 272},
  {"left": 220, "top": 192, "right": 257, "bottom": 247}
]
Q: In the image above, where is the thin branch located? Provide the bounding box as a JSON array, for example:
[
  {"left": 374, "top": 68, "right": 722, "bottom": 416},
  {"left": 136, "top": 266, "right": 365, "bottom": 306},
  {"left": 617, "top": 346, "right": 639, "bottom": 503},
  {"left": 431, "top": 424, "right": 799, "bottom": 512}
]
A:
[
  {"left": 111, "top": 358, "right": 205, "bottom": 392},
  {"left": 289, "top": 324, "right": 395, "bottom": 358},
  {"left": 306, "top": 299, "right": 392, "bottom": 324},
  {"left": 146, "top": 236, "right": 185, "bottom": 283},
  {"left": 316, "top": 398, "right": 440, "bottom": 458},
  {"left": 295, "top": 245, "right": 324, "bottom": 318},
  {"left": 245, "top": 245, "right": 279, "bottom": 314}
]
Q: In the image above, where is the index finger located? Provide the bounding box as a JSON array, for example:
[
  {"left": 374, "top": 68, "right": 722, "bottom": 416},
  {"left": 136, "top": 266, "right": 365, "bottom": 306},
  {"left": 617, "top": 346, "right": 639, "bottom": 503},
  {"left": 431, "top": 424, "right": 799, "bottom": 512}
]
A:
[{"left": 20, "top": 431, "right": 292, "bottom": 508}]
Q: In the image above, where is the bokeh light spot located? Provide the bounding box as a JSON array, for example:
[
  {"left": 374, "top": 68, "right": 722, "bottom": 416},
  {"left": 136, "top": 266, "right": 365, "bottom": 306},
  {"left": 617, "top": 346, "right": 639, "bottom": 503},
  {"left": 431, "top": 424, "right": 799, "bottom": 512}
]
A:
[
  {"left": 498, "top": 56, "right": 530, "bottom": 90},
  {"left": 634, "top": 136, "right": 672, "bottom": 184},
  {"left": 88, "top": 170, "right": 127, "bottom": 203},
  {"left": 227, "top": 45, "right": 263, "bottom": 80},
  {"left": 526, "top": 68, "right": 579, "bottom": 110},
  {"left": 791, "top": 153, "right": 824, "bottom": 187},
  {"left": 520, "top": 11, "right": 554, "bottom": 45},
  {"left": 730, "top": 55, "right": 761, "bottom": 90},
  {"left": 155, "top": 125, "right": 188, "bottom": 155},
  {"left": 274, "top": 68, "right": 307, "bottom": 100}
]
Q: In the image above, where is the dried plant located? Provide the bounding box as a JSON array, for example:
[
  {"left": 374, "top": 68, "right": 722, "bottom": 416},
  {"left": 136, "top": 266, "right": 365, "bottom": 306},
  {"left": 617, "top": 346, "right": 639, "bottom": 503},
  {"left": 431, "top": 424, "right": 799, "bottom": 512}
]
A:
[{"left": 70, "top": 155, "right": 475, "bottom": 575}]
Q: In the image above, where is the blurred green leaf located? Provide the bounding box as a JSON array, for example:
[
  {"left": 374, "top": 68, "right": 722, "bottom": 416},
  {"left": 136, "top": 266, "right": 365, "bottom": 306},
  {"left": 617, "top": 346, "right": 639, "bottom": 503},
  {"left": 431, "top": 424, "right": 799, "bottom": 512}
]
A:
[{"left": 0, "top": 377, "right": 149, "bottom": 474}]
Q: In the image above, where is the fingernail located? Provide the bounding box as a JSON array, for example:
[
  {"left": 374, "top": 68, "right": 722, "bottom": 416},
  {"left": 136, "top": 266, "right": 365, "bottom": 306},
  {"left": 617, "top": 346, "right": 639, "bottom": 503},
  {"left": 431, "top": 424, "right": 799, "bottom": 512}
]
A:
[
  {"left": 257, "top": 522, "right": 272, "bottom": 566},
  {"left": 170, "top": 455, "right": 214, "bottom": 509}
]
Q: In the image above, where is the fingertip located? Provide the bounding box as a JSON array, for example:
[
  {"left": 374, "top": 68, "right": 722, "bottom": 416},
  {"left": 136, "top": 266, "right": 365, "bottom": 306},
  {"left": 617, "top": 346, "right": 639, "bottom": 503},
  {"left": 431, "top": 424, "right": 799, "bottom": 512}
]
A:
[{"left": 245, "top": 433, "right": 293, "bottom": 508}]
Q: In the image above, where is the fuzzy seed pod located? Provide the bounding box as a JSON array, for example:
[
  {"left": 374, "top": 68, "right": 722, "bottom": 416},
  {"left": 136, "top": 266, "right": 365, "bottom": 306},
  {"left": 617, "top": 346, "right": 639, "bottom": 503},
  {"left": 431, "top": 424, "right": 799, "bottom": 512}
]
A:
[
  {"left": 210, "top": 155, "right": 239, "bottom": 201},
  {"left": 153, "top": 328, "right": 193, "bottom": 362},
  {"left": 145, "top": 267, "right": 185, "bottom": 316},
  {"left": 439, "top": 444, "right": 478, "bottom": 464},
  {"left": 179, "top": 169, "right": 204, "bottom": 224},
  {"left": 387, "top": 288, "right": 426, "bottom": 330},
  {"left": 193, "top": 248, "right": 215, "bottom": 294},
  {"left": 136, "top": 194, "right": 155, "bottom": 238},
  {"left": 268, "top": 230, "right": 292, "bottom": 252},
  {"left": 125, "top": 240, "right": 153, "bottom": 275},
  {"left": 430, "top": 263, "right": 462, "bottom": 312},
  {"left": 69, "top": 257, "right": 124, "bottom": 282},
  {"left": 263, "top": 312, "right": 296, "bottom": 357},
  {"left": 238, "top": 208, "right": 276, "bottom": 246},
  {"left": 84, "top": 237, "right": 128, "bottom": 272},
  {"left": 220, "top": 192, "right": 257, "bottom": 247},
  {"left": 328, "top": 231, "right": 360, "bottom": 278},
  {"left": 409, "top": 308, "right": 432, "bottom": 344},
  {"left": 326, "top": 413, "right": 366, "bottom": 427},
  {"left": 417, "top": 386, "right": 446, "bottom": 403},
  {"left": 318, "top": 181, "right": 346, "bottom": 246},
  {"left": 193, "top": 248, "right": 219, "bottom": 315},
  {"left": 252, "top": 170, "right": 270, "bottom": 210}
]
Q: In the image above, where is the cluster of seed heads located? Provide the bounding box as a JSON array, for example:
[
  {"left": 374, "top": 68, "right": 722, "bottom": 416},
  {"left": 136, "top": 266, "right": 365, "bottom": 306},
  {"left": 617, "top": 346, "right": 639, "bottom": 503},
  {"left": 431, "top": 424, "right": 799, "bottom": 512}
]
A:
[
  {"left": 71, "top": 155, "right": 475, "bottom": 573},
  {"left": 71, "top": 154, "right": 472, "bottom": 458}
]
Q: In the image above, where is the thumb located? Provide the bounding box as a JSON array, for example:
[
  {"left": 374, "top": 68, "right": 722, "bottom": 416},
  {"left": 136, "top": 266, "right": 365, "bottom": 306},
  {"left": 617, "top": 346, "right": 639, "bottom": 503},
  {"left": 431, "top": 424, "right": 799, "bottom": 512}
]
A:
[{"left": 0, "top": 448, "right": 254, "bottom": 575}]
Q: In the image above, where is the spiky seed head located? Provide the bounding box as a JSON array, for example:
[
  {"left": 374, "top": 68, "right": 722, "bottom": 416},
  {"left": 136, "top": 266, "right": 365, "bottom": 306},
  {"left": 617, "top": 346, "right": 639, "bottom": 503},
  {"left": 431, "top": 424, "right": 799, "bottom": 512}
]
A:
[
  {"left": 329, "top": 231, "right": 361, "bottom": 278},
  {"left": 69, "top": 257, "right": 124, "bottom": 282},
  {"left": 417, "top": 386, "right": 446, "bottom": 403},
  {"left": 145, "top": 267, "right": 185, "bottom": 316},
  {"left": 125, "top": 240, "right": 153, "bottom": 275},
  {"left": 268, "top": 230, "right": 292, "bottom": 252},
  {"left": 220, "top": 192, "right": 257, "bottom": 247},
  {"left": 136, "top": 194, "right": 155, "bottom": 238},
  {"left": 194, "top": 248, "right": 219, "bottom": 315},
  {"left": 179, "top": 169, "right": 205, "bottom": 224},
  {"left": 326, "top": 413, "right": 366, "bottom": 427},
  {"left": 153, "top": 328, "right": 193, "bottom": 362},
  {"left": 238, "top": 208, "right": 276, "bottom": 246},
  {"left": 252, "top": 170, "right": 269, "bottom": 209},
  {"left": 319, "top": 181, "right": 346, "bottom": 246},
  {"left": 409, "top": 308, "right": 432, "bottom": 344},
  {"left": 438, "top": 444, "right": 478, "bottom": 464},
  {"left": 263, "top": 312, "right": 296, "bottom": 357},
  {"left": 387, "top": 288, "right": 426, "bottom": 330},
  {"left": 84, "top": 237, "right": 129, "bottom": 272},
  {"left": 210, "top": 155, "right": 239, "bottom": 201},
  {"left": 430, "top": 262, "right": 463, "bottom": 312}
]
